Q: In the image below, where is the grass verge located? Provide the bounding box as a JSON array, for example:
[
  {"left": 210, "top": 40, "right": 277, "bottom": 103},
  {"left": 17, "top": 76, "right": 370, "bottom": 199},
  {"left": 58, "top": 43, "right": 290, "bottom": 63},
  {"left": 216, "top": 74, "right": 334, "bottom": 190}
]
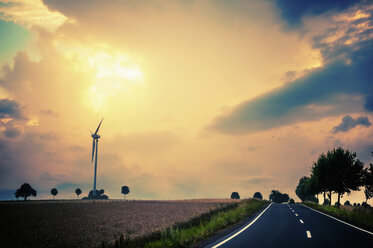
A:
[
  {"left": 302, "top": 201, "right": 373, "bottom": 231},
  {"left": 102, "top": 199, "right": 267, "bottom": 248}
]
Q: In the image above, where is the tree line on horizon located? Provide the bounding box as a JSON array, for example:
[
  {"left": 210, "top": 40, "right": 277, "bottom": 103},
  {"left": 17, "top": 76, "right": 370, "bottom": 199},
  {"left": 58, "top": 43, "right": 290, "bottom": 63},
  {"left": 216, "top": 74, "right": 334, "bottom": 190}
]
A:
[
  {"left": 230, "top": 190, "right": 295, "bottom": 204},
  {"left": 14, "top": 183, "right": 131, "bottom": 201},
  {"left": 295, "top": 147, "right": 373, "bottom": 208}
]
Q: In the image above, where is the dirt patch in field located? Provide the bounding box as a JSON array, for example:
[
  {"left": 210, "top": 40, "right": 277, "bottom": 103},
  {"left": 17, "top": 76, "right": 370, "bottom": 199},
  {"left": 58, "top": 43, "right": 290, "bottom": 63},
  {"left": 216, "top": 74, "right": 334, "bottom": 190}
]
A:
[{"left": 0, "top": 199, "right": 237, "bottom": 248}]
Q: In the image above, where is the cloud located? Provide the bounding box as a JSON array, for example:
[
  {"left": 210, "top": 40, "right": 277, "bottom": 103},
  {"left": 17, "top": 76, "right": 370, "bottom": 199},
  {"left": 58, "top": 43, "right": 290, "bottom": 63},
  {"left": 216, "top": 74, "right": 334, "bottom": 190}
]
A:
[
  {"left": 272, "top": 0, "right": 357, "bottom": 27},
  {"left": 108, "top": 131, "right": 180, "bottom": 157},
  {"left": 0, "top": 99, "right": 26, "bottom": 138},
  {"left": 3, "top": 124, "right": 22, "bottom": 138},
  {"left": 0, "top": 0, "right": 67, "bottom": 32},
  {"left": 210, "top": 3, "right": 373, "bottom": 135},
  {"left": 0, "top": 99, "right": 25, "bottom": 119},
  {"left": 245, "top": 176, "right": 272, "bottom": 185},
  {"left": 332, "top": 115, "right": 372, "bottom": 133},
  {"left": 40, "top": 109, "right": 58, "bottom": 117}
]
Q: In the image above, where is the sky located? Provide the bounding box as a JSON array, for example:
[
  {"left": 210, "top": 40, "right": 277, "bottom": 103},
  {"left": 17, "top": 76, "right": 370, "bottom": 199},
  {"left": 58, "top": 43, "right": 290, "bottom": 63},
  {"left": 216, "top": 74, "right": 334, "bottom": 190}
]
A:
[{"left": 0, "top": 0, "right": 372, "bottom": 203}]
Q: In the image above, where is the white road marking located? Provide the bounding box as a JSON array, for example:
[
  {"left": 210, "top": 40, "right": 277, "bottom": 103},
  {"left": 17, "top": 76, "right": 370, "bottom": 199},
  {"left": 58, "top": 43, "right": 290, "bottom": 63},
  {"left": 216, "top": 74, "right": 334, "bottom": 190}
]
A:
[
  {"left": 299, "top": 219, "right": 304, "bottom": 224},
  {"left": 295, "top": 214, "right": 298, "bottom": 216},
  {"left": 292, "top": 210, "right": 294, "bottom": 212},
  {"left": 306, "top": 231, "right": 312, "bottom": 238},
  {"left": 211, "top": 203, "right": 273, "bottom": 248},
  {"left": 302, "top": 204, "right": 373, "bottom": 236}
]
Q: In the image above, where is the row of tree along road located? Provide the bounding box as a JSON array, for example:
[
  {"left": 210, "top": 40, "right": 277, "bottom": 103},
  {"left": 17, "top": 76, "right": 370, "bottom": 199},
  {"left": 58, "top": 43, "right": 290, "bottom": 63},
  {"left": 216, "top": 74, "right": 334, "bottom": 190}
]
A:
[
  {"left": 14, "top": 184, "right": 131, "bottom": 200},
  {"left": 296, "top": 147, "right": 373, "bottom": 207}
]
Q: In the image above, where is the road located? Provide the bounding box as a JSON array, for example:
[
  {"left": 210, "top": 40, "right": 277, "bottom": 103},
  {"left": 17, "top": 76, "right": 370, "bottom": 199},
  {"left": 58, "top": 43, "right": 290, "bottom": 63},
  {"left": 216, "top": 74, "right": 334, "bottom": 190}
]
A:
[{"left": 205, "top": 203, "right": 373, "bottom": 248}]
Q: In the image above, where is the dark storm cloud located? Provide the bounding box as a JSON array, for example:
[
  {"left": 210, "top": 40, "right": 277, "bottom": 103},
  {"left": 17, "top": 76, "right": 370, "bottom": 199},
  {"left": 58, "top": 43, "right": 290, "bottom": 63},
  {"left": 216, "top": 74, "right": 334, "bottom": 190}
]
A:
[
  {"left": 3, "top": 125, "right": 22, "bottom": 138},
  {"left": 272, "top": 0, "right": 358, "bottom": 27},
  {"left": 332, "top": 115, "right": 372, "bottom": 133},
  {"left": 0, "top": 99, "right": 25, "bottom": 119},
  {"left": 210, "top": 42, "right": 373, "bottom": 134},
  {"left": 210, "top": 11, "right": 373, "bottom": 135}
]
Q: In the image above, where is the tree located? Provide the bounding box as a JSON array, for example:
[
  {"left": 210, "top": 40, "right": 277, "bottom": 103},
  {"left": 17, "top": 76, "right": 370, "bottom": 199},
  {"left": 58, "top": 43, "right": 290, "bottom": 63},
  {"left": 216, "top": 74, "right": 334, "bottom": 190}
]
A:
[
  {"left": 51, "top": 188, "right": 58, "bottom": 200},
  {"left": 344, "top": 200, "right": 351, "bottom": 206},
  {"left": 269, "top": 190, "right": 289, "bottom": 203},
  {"left": 75, "top": 188, "right": 82, "bottom": 199},
  {"left": 231, "top": 192, "right": 240, "bottom": 199},
  {"left": 295, "top": 176, "right": 309, "bottom": 202},
  {"left": 121, "top": 186, "right": 130, "bottom": 200},
  {"left": 310, "top": 147, "right": 365, "bottom": 207},
  {"left": 363, "top": 163, "right": 373, "bottom": 210},
  {"left": 325, "top": 147, "right": 365, "bottom": 207},
  {"left": 253, "top": 192, "right": 262, "bottom": 200},
  {"left": 311, "top": 153, "right": 329, "bottom": 203},
  {"left": 305, "top": 175, "right": 319, "bottom": 200},
  {"left": 304, "top": 194, "right": 318, "bottom": 203},
  {"left": 289, "top": 198, "right": 295, "bottom": 204},
  {"left": 15, "top": 183, "right": 37, "bottom": 201}
]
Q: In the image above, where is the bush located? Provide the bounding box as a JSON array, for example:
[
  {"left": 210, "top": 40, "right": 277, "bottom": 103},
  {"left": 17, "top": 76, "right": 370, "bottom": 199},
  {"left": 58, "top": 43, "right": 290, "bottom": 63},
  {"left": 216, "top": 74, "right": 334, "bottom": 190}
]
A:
[
  {"left": 344, "top": 200, "right": 351, "bottom": 206},
  {"left": 253, "top": 192, "right": 263, "bottom": 200},
  {"left": 289, "top": 198, "right": 295, "bottom": 204},
  {"left": 323, "top": 199, "right": 330, "bottom": 205},
  {"left": 231, "top": 192, "right": 240, "bottom": 199},
  {"left": 83, "top": 189, "right": 109, "bottom": 200}
]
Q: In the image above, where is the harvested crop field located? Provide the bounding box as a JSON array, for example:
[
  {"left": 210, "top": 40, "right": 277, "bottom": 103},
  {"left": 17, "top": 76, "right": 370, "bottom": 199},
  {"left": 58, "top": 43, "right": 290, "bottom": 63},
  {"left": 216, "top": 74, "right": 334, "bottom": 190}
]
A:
[{"left": 0, "top": 199, "right": 237, "bottom": 248}]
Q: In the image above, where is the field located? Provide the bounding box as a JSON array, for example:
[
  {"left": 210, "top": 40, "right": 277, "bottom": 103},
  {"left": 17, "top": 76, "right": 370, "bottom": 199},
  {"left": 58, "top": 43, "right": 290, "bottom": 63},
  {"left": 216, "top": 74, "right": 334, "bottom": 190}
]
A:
[{"left": 0, "top": 199, "right": 237, "bottom": 248}]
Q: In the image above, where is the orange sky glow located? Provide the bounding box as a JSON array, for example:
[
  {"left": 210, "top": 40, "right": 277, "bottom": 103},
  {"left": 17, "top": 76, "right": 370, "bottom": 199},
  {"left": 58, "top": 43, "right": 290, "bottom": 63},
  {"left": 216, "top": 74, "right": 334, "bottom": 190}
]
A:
[{"left": 0, "top": 0, "right": 372, "bottom": 204}]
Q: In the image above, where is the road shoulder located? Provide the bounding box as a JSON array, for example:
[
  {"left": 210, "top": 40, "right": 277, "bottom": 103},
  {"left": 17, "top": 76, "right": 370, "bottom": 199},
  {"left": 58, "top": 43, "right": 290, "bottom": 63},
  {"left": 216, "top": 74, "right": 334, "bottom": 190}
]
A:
[{"left": 194, "top": 202, "right": 271, "bottom": 248}]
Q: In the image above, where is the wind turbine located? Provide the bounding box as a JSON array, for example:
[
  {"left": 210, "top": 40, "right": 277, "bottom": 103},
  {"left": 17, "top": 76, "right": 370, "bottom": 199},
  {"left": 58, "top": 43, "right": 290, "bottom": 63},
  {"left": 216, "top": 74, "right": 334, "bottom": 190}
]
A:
[{"left": 90, "top": 118, "right": 103, "bottom": 197}]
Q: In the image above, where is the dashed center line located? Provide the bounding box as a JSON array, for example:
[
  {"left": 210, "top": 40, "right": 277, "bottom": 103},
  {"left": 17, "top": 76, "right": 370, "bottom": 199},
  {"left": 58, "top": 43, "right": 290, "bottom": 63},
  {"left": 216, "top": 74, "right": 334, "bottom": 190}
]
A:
[
  {"left": 292, "top": 210, "right": 294, "bottom": 212},
  {"left": 299, "top": 219, "right": 304, "bottom": 224},
  {"left": 295, "top": 214, "right": 298, "bottom": 216},
  {"left": 306, "top": 231, "right": 312, "bottom": 238}
]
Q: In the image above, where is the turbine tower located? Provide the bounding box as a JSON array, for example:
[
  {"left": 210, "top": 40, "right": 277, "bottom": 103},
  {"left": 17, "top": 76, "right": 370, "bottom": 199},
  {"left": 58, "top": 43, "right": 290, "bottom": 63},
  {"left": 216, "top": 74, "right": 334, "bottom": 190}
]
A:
[{"left": 90, "top": 118, "right": 103, "bottom": 197}]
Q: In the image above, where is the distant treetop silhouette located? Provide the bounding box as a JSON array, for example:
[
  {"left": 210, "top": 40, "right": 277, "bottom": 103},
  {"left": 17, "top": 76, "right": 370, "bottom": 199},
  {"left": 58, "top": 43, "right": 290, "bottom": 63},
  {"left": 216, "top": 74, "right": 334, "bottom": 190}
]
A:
[{"left": 15, "top": 183, "right": 37, "bottom": 201}]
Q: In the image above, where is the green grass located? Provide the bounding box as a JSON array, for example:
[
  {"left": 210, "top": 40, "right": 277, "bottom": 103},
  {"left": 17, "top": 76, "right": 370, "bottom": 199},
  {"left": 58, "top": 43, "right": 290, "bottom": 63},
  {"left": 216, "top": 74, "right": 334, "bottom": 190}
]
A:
[
  {"left": 103, "top": 199, "right": 267, "bottom": 248},
  {"left": 302, "top": 202, "right": 373, "bottom": 231}
]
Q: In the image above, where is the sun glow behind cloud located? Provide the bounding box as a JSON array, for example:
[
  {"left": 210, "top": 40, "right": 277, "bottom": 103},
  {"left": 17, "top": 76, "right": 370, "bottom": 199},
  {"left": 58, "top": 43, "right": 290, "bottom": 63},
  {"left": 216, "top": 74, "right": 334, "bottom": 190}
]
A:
[{"left": 59, "top": 43, "right": 144, "bottom": 112}]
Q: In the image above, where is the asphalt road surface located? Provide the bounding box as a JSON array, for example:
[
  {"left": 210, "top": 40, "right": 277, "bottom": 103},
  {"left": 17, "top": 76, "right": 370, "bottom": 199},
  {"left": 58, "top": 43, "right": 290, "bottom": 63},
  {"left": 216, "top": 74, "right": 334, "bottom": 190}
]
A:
[{"left": 206, "top": 203, "right": 373, "bottom": 248}]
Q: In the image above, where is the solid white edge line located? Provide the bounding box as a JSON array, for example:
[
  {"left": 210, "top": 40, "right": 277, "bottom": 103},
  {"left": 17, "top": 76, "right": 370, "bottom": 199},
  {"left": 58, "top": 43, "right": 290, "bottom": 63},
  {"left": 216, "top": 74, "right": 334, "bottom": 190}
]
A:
[
  {"left": 306, "top": 230, "right": 312, "bottom": 238},
  {"left": 211, "top": 203, "right": 273, "bottom": 248},
  {"left": 299, "top": 219, "right": 304, "bottom": 224},
  {"left": 302, "top": 204, "right": 373, "bottom": 236}
]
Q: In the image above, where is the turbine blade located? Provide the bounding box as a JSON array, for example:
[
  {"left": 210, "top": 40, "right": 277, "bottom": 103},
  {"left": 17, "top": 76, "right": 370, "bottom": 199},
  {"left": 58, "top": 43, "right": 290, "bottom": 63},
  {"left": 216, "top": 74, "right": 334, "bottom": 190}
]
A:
[
  {"left": 89, "top": 129, "right": 93, "bottom": 135},
  {"left": 94, "top": 118, "right": 103, "bottom": 134},
  {"left": 91, "top": 139, "right": 95, "bottom": 162}
]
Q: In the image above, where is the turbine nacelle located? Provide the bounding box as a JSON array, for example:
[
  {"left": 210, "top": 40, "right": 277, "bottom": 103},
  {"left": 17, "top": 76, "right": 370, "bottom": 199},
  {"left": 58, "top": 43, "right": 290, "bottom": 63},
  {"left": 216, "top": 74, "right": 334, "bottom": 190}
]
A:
[{"left": 91, "top": 134, "right": 100, "bottom": 139}]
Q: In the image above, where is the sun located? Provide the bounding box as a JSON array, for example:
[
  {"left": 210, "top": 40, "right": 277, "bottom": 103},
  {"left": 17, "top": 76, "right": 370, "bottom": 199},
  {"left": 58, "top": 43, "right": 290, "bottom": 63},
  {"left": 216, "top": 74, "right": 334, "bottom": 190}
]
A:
[
  {"left": 60, "top": 43, "right": 144, "bottom": 112},
  {"left": 85, "top": 51, "right": 144, "bottom": 112}
]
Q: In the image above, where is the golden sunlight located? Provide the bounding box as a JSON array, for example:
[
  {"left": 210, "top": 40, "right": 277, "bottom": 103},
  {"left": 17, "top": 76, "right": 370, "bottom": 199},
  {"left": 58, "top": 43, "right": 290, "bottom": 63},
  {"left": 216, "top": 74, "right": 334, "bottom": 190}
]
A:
[
  {"left": 85, "top": 51, "right": 144, "bottom": 112},
  {"left": 60, "top": 43, "right": 144, "bottom": 112}
]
